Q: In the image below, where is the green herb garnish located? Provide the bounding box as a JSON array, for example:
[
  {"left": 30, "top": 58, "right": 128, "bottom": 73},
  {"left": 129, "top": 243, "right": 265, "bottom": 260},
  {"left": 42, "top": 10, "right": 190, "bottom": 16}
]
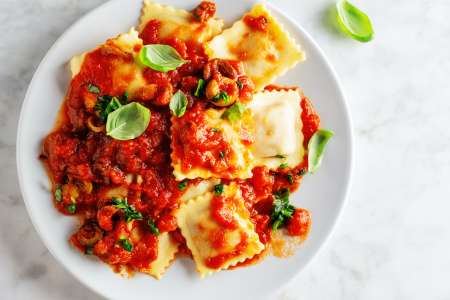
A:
[
  {"left": 214, "top": 183, "right": 224, "bottom": 196},
  {"left": 194, "top": 79, "right": 206, "bottom": 97},
  {"left": 147, "top": 219, "right": 160, "bottom": 236},
  {"left": 87, "top": 84, "right": 100, "bottom": 94},
  {"left": 212, "top": 91, "right": 230, "bottom": 104},
  {"left": 66, "top": 203, "right": 76, "bottom": 214},
  {"left": 271, "top": 189, "right": 295, "bottom": 230},
  {"left": 95, "top": 95, "right": 123, "bottom": 121},
  {"left": 336, "top": 0, "right": 374, "bottom": 42},
  {"left": 286, "top": 174, "right": 294, "bottom": 184},
  {"left": 178, "top": 179, "right": 188, "bottom": 191},
  {"left": 219, "top": 151, "right": 225, "bottom": 159},
  {"left": 308, "top": 129, "right": 334, "bottom": 173},
  {"left": 112, "top": 198, "right": 143, "bottom": 222},
  {"left": 106, "top": 102, "right": 150, "bottom": 140},
  {"left": 122, "top": 91, "right": 129, "bottom": 102},
  {"left": 138, "top": 44, "right": 187, "bottom": 72},
  {"left": 236, "top": 80, "right": 243, "bottom": 90},
  {"left": 120, "top": 238, "right": 133, "bottom": 252},
  {"left": 54, "top": 186, "right": 62, "bottom": 202},
  {"left": 169, "top": 90, "right": 188, "bottom": 117},
  {"left": 222, "top": 102, "right": 245, "bottom": 123},
  {"left": 279, "top": 163, "right": 288, "bottom": 169}
]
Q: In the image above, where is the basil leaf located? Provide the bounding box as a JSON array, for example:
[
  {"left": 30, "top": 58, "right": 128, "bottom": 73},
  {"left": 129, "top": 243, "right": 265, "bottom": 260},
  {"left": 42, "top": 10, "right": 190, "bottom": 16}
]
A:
[
  {"left": 138, "top": 44, "right": 187, "bottom": 72},
  {"left": 214, "top": 183, "right": 224, "bottom": 196},
  {"left": 270, "top": 189, "right": 295, "bottom": 230},
  {"left": 87, "top": 84, "right": 100, "bottom": 94},
  {"left": 95, "top": 96, "right": 122, "bottom": 121},
  {"left": 120, "top": 238, "right": 133, "bottom": 252},
  {"left": 308, "top": 129, "right": 334, "bottom": 173},
  {"left": 169, "top": 90, "right": 188, "bottom": 117},
  {"left": 336, "top": 0, "right": 374, "bottom": 42},
  {"left": 221, "top": 102, "right": 245, "bottom": 122},
  {"left": 194, "top": 79, "right": 206, "bottom": 97},
  {"left": 236, "top": 80, "right": 243, "bottom": 90},
  {"left": 212, "top": 91, "right": 230, "bottom": 104},
  {"left": 106, "top": 102, "right": 150, "bottom": 140},
  {"left": 147, "top": 219, "right": 160, "bottom": 236}
]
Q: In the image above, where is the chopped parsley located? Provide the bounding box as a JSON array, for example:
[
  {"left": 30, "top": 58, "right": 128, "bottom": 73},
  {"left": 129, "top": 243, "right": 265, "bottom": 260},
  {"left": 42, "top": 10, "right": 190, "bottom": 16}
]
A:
[
  {"left": 54, "top": 186, "right": 62, "bottom": 202},
  {"left": 270, "top": 189, "right": 295, "bottom": 230},
  {"left": 194, "top": 79, "right": 206, "bottom": 97},
  {"left": 120, "top": 238, "right": 133, "bottom": 252},
  {"left": 236, "top": 80, "right": 243, "bottom": 90},
  {"left": 87, "top": 84, "right": 100, "bottom": 94},
  {"left": 279, "top": 163, "right": 289, "bottom": 169},
  {"left": 214, "top": 183, "right": 224, "bottom": 196},
  {"left": 95, "top": 95, "right": 123, "bottom": 121},
  {"left": 112, "top": 198, "right": 143, "bottom": 222},
  {"left": 178, "top": 179, "right": 189, "bottom": 191},
  {"left": 286, "top": 174, "right": 294, "bottom": 184},
  {"left": 219, "top": 151, "right": 225, "bottom": 159},
  {"left": 147, "top": 218, "right": 160, "bottom": 236},
  {"left": 66, "top": 203, "right": 76, "bottom": 214},
  {"left": 212, "top": 91, "right": 230, "bottom": 104}
]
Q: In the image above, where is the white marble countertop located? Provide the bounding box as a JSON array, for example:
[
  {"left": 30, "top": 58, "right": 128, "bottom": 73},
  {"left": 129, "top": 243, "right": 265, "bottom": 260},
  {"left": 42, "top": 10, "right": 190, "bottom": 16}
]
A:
[{"left": 1, "top": 0, "right": 449, "bottom": 299}]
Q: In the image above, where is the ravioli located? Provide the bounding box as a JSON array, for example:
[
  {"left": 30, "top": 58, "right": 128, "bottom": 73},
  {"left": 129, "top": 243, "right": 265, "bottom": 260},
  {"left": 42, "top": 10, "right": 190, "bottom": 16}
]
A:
[
  {"left": 206, "top": 4, "right": 305, "bottom": 90},
  {"left": 247, "top": 90, "right": 305, "bottom": 170},
  {"left": 175, "top": 183, "right": 264, "bottom": 277},
  {"left": 139, "top": 0, "right": 224, "bottom": 43},
  {"left": 142, "top": 233, "right": 179, "bottom": 279},
  {"left": 171, "top": 104, "right": 255, "bottom": 181}
]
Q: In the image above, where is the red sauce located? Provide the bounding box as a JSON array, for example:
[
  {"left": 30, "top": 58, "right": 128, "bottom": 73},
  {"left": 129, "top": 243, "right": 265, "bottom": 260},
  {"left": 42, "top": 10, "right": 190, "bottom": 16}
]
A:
[
  {"left": 243, "top": 15, "right": 269, "bottom": 32},
  {"left": 210, "top": 195, "right": 238, "bottom": 230},
  {"left": 192, "top": 1, "right": 216, "bottom": 23},
  {"left": 204, "top": 232, "right": 248, "bottom": 269},
  {"left": 287, "top": 208, "right": 311, "bottom": 237}
]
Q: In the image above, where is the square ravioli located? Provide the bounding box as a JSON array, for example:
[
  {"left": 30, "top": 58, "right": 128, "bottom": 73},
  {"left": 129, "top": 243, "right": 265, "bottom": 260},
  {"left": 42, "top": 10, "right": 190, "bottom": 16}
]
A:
[
  {"left": 138, "top": 0, "right": 224, "bottom": 43},
  {"left": 248, "top": 89, "right": 305, "bottom": 170},
  {"left": 175, "top": 183, "right": 264, "bottom": 277},
  {"left": 170, "top": 102, "right": 254, "bottom": 180},
  {"left": 206, "top": 3, "right": 305, "bottom": 90},
  {"left": 140, "top": 232, "right": 179, "bottom": 279}
]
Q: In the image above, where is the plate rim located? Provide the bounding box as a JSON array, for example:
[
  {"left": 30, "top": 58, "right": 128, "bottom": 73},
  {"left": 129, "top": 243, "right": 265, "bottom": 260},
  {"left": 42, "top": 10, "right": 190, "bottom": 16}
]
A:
[{"left": 16, "top": 0, "right": 354, "bottom": 298}]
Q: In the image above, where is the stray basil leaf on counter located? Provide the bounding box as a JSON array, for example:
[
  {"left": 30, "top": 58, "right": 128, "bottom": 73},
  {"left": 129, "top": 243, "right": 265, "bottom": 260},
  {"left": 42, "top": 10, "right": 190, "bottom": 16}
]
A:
[
  {"left": 308, "top": 129, "right": 334, "bottom": 173},
  {"left": 194, "top": 79, "right": 206, "bottom": 97},
  {"left": 147, "top": 219, "right": 160, "bottom": 236},
  {"left": 106, "top": 102, "right": 150, "bottom": 140},
  {"left": 271, "top": 189, "right": 295, "bottom": 230},
  {"left": 222, "top": 102, "right": 245, "bottom": 122},
  {"left": 87, "top": 84, "right": 100, "bottom": 94},
  {"left": 336, "top": 0, "right": 374, "bottom": 42},
  {"left": 169, "top": 90, "right": 188, "bottom": 117},
  {"left": 120, "top": 238, "right": 133, "bottom": 252},
  {"left": 66, "top": 203, "right": 76, "bottom": 214},
  {"left": 214, "top": 183, "right": 224, "bottom": 196},
  {"left": 112, "top": 198, "right": 143, "bottom": 222},
  {"left": 138, "top": 44, "right": 187, "bottom": 72}
]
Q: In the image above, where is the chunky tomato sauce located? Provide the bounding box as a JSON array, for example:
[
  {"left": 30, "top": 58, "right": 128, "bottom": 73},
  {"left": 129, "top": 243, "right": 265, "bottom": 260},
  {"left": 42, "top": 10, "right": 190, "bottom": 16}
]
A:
[{"left": 40, "top": 1, "right": 320, "bottom": 275}]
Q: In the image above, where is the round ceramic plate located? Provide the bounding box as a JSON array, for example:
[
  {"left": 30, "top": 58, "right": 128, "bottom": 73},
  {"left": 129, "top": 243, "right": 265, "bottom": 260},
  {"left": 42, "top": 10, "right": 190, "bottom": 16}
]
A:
[{"left": 16, "top": 0, "right": 353, "bottom": 299}]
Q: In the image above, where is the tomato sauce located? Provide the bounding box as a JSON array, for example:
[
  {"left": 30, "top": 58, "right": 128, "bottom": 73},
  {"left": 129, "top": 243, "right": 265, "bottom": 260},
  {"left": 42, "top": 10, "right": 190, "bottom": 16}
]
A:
[{"left": 40, "top": 2, "right": 319, "bottom": 275}]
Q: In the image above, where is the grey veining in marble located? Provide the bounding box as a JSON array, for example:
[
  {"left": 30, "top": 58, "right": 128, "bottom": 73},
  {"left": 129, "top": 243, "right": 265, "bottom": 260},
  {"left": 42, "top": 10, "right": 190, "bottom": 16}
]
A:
[{"left": 1, "top": 0, "right": 450, "bottom": 299}]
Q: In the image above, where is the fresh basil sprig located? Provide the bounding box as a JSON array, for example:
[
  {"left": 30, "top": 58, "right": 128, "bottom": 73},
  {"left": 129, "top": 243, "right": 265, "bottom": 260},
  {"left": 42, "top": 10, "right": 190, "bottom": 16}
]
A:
[
  {"left": 147, "top": 219, "right": 160, "bottom": 236},
  {"left": 95, "top": 96, "right": 122, "bottom": 121},
  {"left": 138, "top": 44, "right": 187, "bottom": 72},
  {"left": 221, "top": 102, "right": 245, "bottom": 122},
  {"left": 271, "top": 189, "right": 295, "bottom": 230},
  {"left": 194, "top": 79, "right": 206, "bottom": 97},
  {"left": 308, "top": 129, "right": 334, "bottom": 173},
  {"left": 106, "top": 102, "right": 150, "bottom": 140},
  {"left": 169, "top": 90, "right": 188, "bottom": 117},
  {"left": 112, "top": 198, "right": 143, "bottom": 222},
  {"left": 336, "top": 0, "right": 374, "bottom": 42}
]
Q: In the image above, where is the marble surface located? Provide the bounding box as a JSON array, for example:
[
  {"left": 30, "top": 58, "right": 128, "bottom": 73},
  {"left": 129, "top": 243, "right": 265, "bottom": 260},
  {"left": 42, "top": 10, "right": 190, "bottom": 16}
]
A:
[{"left": 1, "top": 0, "right": 449, "bottom": 299}]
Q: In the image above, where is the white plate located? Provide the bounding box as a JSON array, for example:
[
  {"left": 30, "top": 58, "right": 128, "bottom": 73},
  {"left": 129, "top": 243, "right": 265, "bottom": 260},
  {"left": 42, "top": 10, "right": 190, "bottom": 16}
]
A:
[{"left": 16, "top": 0, "right": 353, "bottom": 299}]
